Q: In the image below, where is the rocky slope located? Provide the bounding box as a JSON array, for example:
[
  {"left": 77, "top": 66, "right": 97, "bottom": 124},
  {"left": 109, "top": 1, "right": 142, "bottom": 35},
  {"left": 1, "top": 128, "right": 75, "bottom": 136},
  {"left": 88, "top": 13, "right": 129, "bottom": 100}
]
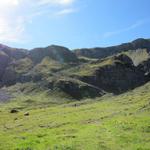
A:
[
  {"left": 65, "top": 54, "right": 147, "bottom": 94},
  {"left": 0, "top": 38, "right": 150, "bottom": 99}
]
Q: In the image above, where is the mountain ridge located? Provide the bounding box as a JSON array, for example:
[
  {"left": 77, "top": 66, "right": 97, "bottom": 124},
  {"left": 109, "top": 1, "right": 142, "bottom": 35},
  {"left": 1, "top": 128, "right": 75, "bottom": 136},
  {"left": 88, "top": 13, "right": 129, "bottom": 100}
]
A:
[
  {"left": 74, "top": 38, "right": 150, "bottom": 59},
  {"left": 1, "top": 38, "right": 150, "bottom": 99}
]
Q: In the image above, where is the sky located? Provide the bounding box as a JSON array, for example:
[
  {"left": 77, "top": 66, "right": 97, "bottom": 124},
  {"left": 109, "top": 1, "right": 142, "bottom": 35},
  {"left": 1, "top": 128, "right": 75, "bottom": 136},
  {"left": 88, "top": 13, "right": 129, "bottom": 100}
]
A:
[{"left": 0, "top": 0, "right": 150, "bottom": 50}]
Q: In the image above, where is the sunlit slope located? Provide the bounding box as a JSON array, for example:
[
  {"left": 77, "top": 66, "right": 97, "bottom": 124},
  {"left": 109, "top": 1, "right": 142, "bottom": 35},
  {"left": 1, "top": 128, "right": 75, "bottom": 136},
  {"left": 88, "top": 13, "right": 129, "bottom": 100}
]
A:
[{"left": 0, "top": 82, "right": 150, "bottom": 150}]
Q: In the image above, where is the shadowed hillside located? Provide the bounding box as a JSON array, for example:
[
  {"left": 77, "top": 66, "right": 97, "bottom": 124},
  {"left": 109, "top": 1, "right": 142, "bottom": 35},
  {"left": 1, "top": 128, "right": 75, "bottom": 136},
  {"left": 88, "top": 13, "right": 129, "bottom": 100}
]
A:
[{"left": 0, "top": 38, "right": 150, "bottom": 99}]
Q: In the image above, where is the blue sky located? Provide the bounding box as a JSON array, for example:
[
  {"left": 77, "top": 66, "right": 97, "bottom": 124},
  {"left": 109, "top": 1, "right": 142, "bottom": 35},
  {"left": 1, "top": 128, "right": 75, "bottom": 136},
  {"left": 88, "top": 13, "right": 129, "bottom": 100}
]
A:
[{"left": 0, "top": 0, "right": 150, "bottom": 49}]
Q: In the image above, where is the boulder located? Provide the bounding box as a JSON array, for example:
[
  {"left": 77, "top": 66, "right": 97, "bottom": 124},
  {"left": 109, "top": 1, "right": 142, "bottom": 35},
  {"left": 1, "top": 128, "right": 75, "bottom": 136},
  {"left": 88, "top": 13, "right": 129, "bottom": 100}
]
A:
[
  {"left": 24, "top": 112, "right": 29, "bottom": 116},
  {"left": 10, "top": 109, "right": 19, "bottom": 113}
]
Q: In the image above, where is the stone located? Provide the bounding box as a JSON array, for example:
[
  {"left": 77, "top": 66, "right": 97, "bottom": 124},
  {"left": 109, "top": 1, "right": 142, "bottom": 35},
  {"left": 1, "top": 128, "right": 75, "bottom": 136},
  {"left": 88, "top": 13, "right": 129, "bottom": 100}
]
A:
[
  {"left": 24, "top": 112, "right": 29, "bottom": 116},
  {"left": 10, "top": 109, "right": 19, "bottom": 113}
]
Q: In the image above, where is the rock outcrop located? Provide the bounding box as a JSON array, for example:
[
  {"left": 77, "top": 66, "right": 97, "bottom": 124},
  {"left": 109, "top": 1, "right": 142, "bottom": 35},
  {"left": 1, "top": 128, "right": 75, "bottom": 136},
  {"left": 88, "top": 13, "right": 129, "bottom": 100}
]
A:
[
  {"left": 138, "top": 58, "right": 150, "bottom": 79},
  {"left": 53, "top": 78, "right": 104, "bottom": 99},
  {"left": 79, "top": 54, "right": 147, "bottom": 94}
]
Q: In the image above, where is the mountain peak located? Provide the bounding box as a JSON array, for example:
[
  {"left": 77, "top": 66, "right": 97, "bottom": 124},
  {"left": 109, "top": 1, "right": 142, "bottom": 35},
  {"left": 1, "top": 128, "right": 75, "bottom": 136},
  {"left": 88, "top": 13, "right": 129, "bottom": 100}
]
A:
[{"left": 29, "top": 45, "right": 78, "bottom": 64}]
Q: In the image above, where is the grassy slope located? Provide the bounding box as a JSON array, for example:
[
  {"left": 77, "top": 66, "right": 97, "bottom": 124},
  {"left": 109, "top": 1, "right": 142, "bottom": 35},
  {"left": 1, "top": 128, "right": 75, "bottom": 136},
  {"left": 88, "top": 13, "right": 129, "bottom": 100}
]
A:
[
  {"left": 62, "top": 57, "right": 115, "bottom": 77},
  {"left": 0, "top": 82, "right": 150, "bottom": 150},
  {"left": 123, "top": 49, "right": 149, "bottom": 66}
]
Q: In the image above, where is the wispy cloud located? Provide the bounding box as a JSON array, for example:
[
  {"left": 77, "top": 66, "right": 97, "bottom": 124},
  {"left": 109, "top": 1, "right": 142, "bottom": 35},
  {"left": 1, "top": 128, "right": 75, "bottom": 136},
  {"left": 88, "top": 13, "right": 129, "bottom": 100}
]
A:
[
  {"left": 0, "top": 17, "right": 26, "bottom": 43},
  {"left": 102, "top": 20, "right": 149, "bottom": 38},
  {"left": 38, "top": 0, "right": 75, "bottom": 6},
  {"left": 0, "top": 0, "right": 25, "bottom": 43},
  {"left": 0, "top": 0, "right": 77, "bottom": 44},
  {"left": 55, "top": 8, "right": 77, "bottom": 16}
]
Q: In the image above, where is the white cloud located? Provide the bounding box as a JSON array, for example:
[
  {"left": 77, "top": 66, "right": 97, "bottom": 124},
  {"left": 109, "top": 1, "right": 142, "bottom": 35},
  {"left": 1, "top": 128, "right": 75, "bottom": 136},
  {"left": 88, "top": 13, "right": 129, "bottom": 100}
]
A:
[
  {"left": 55, "top": 8, "right": 77, "bottom": 16},
  {"left": 0, "top": 0, "right": 19, "bottom": 7},
  {"left": 0, "top": 0, "right": 25, "bottom": 43},
  {"left": 0, "top": 0, "right": 77, "bottom": 44},
  {"left": 0, "top": 17, "right": 25, "bottom": 43},
  {"left": 38, "top": 0, "right": 75, "bottom": 6}
]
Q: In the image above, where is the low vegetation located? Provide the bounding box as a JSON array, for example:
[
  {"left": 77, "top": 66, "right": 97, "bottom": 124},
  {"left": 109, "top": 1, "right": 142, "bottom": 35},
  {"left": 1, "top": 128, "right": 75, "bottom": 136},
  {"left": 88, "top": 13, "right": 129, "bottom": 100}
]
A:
[{"left": 0, "top": 82, "right": 150, "bottom": 150}]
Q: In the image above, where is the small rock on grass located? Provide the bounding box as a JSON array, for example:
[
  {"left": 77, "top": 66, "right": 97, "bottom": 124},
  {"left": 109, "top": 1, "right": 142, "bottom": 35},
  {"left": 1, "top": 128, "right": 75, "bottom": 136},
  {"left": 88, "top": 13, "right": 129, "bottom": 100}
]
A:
[
  {"left": 24, "top": 112, "right": 29, "bottom": 116},
  {"left": 10, "top": 109, "right": 19, "bottom": 113}
]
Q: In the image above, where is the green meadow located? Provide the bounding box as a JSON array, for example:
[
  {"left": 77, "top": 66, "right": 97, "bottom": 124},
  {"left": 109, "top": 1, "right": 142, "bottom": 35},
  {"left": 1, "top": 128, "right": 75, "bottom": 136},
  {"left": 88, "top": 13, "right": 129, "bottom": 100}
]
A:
[{"left": 0, "top": 82, "right": 150, "bottom": 150}]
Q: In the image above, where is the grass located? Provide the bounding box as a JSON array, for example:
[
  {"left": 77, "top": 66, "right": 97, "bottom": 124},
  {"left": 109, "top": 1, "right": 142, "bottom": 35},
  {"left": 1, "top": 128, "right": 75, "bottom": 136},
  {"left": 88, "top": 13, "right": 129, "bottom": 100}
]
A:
[
  {"left": 64, "top": 54, "right": 131, "bottom": 77},
  {"left": 123, "top": 49, "right": 149, "bottom": 66},
  {"left": 2, "top": 82, "right": 73, "bottom": 110},
  {"left": 33, "top": 57, "right": 64, "bottom": 75},
  {"left": 63, "top": 57, "right": 116, "bottom": 77},
  {"left": 0, "top": 82, "right": 150, "bottom": 150},
  {"left": 5, "top": 58, "right": 33, "bottom": 75}
]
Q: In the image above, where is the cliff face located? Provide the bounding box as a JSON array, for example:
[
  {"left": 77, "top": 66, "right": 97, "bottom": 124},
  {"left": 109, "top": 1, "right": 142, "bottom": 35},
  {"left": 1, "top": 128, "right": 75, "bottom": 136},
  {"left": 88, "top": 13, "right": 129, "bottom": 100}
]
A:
[
  {"left": 70, "top": 54, "right": 147, "bottom": 94},
  {"left": 0, "top": 51, "right": 10, "bottom": 79},
  {"left": 137, "top": 58, "right": 150, "bottom": 78}
]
